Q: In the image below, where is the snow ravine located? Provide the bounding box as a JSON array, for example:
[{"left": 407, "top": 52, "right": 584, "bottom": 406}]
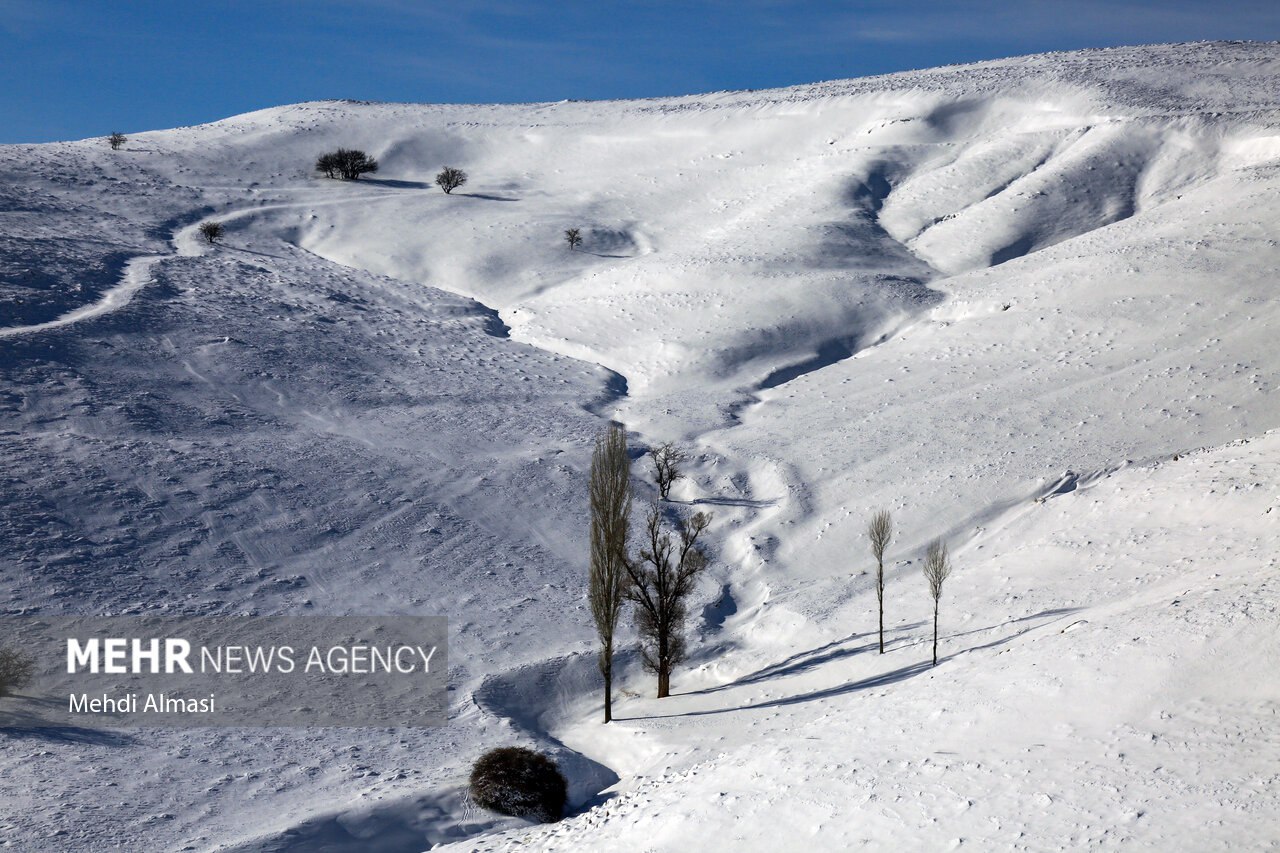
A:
[{"left": 1, "top": 41, "right": 1278, "bottom": 852}]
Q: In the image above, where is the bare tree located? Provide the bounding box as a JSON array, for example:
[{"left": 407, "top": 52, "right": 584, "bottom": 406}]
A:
[
  {"left": 625, "top": 506, "right": 711, "bottom": 698},
  {"left": 315, "top": 149, "right": 378, "bottom": 180},
  {"left": 922, "top": 538, "right": 953, "bottom": 666},
  {"left": 0, "top": 646, "right": 35, "bottom": 698},
  {"left": 107, "top": 132, "right": 127, "bottom": 151},
  {"left": 867, "top": 509, "right": 893, "bottom": 654},
  {"left": 650, "top": 442, "right": 684, "bottom": 500},
  {"left": 589, "top": 423, "right": 632, "bottom": 723},
  {"left": 198, "top": 221, "right": 225, "bottom": 245},
  {"left": 435, "top": 167, "right": 467, "bottom": 194},
  {"left": 564, "top": 228, "right": 582, "bottom": 250},
  {"left": 315, "top": 152, "right": 338, "bottom": 179}
]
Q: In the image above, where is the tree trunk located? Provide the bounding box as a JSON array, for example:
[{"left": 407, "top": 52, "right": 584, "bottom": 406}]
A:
[
  {"left": 932, "top": 601, "right": 939, "bottom": 666},
  {"left": 656, "top": 631, "right": 670, "bottom": 698},
  {"left": 603, "top": 665, "right": 613, "bottom": 723},
  {"left": 877, "top": 559, "right": 885, "bottom": 654}
]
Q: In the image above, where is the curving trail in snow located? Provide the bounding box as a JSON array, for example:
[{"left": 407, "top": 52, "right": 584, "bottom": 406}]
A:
[
  {"left": 0, "top": 181, "right": 477, "bottom": 339},
  {"left": 0, "top": 253, "right": 165, "bottom": 339}
]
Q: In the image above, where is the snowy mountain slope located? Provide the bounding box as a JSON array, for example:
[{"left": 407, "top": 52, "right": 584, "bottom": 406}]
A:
[
  {"left": 461, "top": 432, "right": 1280, "bottom": 852},
  {"left": 1, "top": 41, "right": 1278, "bottom": 851},
  {"left": 0, "top": 205, "right": 616, "bottom": 848}
]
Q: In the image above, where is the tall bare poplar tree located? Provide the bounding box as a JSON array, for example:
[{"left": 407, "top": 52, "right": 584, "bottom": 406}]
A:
[
  {"left": 589, "top": 423, "right": 632, "bottom": 723},
  {"left": 625, "top": 506, "right": 711, "bottom": 698},
  {"left": 922, "top": 538, "right": 953, "bottom": 666},
  {"left": 867, "top": 510, "right": 893, "bottom": 654}
]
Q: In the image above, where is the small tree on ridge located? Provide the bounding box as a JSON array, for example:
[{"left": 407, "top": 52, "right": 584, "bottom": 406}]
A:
[
  {"left": 565, "top": 228, "right": 582, "bottom": 250},
  {"left": 107, "top": 132, "right": 126, "bottom": 151}
]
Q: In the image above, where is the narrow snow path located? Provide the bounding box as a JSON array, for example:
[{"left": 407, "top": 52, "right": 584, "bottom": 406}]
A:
[
  {"left": 0, "top": 253, "right": 165, "bottom": 339},
  {"left": 0, "top": 187, "right": 421, "bottom": 339}
]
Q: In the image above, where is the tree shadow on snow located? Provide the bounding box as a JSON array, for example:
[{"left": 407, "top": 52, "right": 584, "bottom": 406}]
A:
[
  {"left": 456, "top": 192, "right": 520, "bottom": 202},
  {"left": 684, "top": 496, "right": 778, "bottom": 509},
  {"left": 623, "top": 608, "right": 1082, "bottom": 720},
  {"left": 691, "top": 625, "right": 924, "bottom": 696},
  {"left": 222, "top": 244, "right": 290, "bottom": 261},
  {"left": 360, "top": 177, "right": 436, "bottom": 191},
  {"left": 623, "top": 659, "right": 936, "bottom": 721}
]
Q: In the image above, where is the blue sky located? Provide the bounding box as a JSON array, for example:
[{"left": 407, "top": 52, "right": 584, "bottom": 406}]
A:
[{"left": 3, "top": 1, "right": 1278, "bottom": 143}]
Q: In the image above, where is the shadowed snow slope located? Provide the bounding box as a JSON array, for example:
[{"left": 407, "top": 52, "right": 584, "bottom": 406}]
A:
[{"left": 1, "top": 41, "right": 1279, "bottom": 851}]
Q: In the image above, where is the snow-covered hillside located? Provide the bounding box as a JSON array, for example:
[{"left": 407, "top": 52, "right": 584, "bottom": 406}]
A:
[{"left": 1, "top": 41, "right": 1278, "bottom": 851}]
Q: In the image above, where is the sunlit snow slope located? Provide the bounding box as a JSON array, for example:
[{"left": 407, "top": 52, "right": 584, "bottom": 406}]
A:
[{"left": 1, "top": 41, "right": 1278, "bottom": 852}]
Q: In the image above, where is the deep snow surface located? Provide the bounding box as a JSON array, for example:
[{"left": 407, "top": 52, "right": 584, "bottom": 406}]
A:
[{"left": 1, "top": 41, "right": 1278, "bottom": 851}]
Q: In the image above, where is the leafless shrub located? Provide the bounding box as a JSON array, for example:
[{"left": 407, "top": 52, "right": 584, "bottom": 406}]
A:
[
  {"left": 435, "top": 166, "right": 467, "bottom": 193},
  {"left": 316, "top": 148, "right": 378, "bottom": 180},
  {"left": 198, "top": 221, "right": 225, "bottom": 245},
  {"left": 315, "top": 152, "right": 338, "bottom": 178},
  {"left": 565, "top": 228, "right": 582, "bottom": 250},
  {"left": 0, "top": 646, "right": 35, "bottom": 698},
  {"left": 107, "top": 132, "right": 126, "bottom": 150}
]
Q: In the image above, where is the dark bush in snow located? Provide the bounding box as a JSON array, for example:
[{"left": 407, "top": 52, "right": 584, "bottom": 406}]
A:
[
  {"left": 0, "top": 646, "right": 35, "bottom": 698},
  {"left": 315, "top": 152, "right": 338, "bottom": 179},
  {"left": 198, "top": 221, "right": 225, "bottom": 245},
  {"left": 107, "top": 132, "right": 126, "bottom": 150},
  {"left": 469, "top": 747, "right": 567, "bottom": 822},
  {"left": 435, "top": 166, "right": 467, "bottom": 193},
  {"left": 316, "top": 148, "right": 378, "bottom": 180}
]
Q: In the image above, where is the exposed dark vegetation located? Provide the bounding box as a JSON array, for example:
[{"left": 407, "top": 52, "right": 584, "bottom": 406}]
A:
[
  {"left": 435, "top": 166, "right": 467, "bottom": 193},
  {"left": 0, "top": 647, "right": 35, "bottom": 698},
  {"left": 316, "top": 148, "right": 379, "bottom": 180},
  {"left": 470, "top": 747, "right": 567, "bottom": 823},
  {"left": 198, "top": 221, "right": 224, "bottom": 245}
]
